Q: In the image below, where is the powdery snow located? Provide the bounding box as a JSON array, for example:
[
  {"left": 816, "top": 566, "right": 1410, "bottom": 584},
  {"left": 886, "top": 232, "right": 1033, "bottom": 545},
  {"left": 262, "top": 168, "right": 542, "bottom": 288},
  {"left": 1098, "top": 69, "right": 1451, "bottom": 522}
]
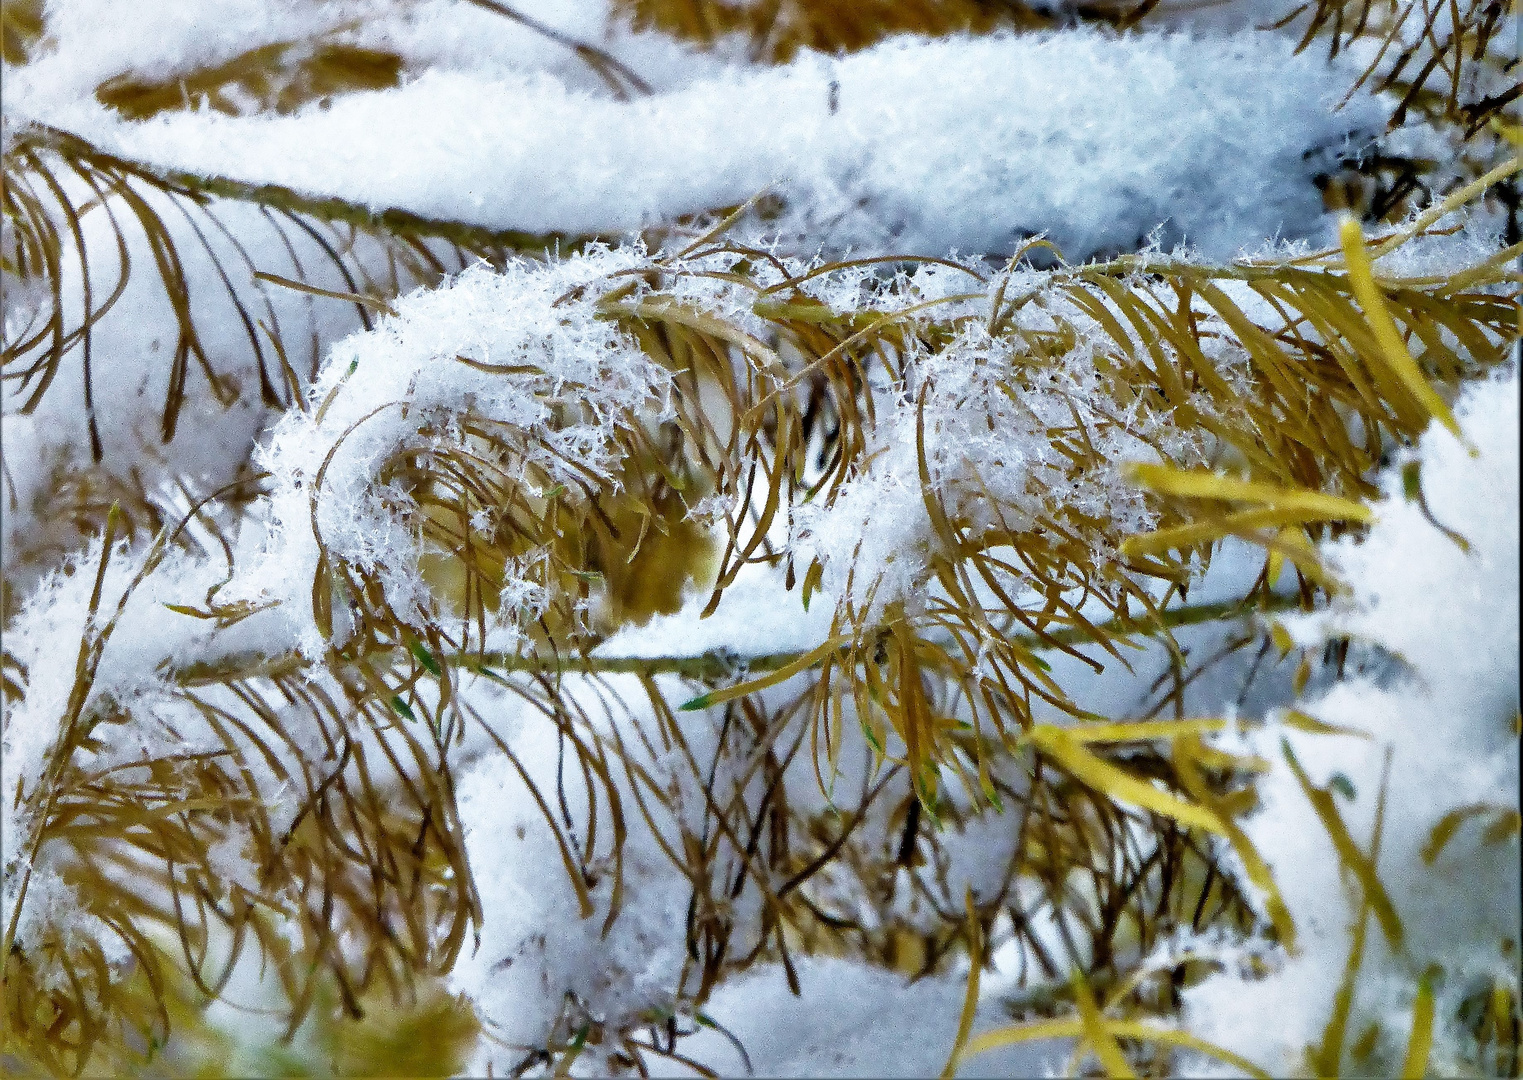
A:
[
  {"left": 16, "top": 29, "right": 1381, "bottom": 261},
  {"left": 1180, "top": 370, "right": 1521, "bottom": 1077}
]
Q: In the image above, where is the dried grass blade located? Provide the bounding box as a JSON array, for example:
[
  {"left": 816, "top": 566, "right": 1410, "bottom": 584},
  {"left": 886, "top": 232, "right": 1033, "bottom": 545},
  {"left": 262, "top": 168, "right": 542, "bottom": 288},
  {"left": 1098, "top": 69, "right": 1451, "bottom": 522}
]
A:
[
  {"left": 1399, "top": 972, "right": 1436, "bottom": 1079},
  {"left": 1339, "top": 217, "right": 1463, "bottom": 438},
  {"left": 1027, "top": 726, "right": 1227, "bottom": 837},
  {"left": 678, "top": 636, "right": 850, "bottom": 711},
  {"left": 1281, "top": 738, "right": 1403, "bottom": 948}
]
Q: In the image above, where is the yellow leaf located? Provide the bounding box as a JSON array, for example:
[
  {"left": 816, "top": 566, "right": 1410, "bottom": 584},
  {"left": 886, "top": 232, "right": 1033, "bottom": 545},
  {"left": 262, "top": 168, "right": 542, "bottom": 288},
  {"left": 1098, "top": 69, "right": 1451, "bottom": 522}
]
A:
[
  {"left": 678, "top": 635, "right": 849, "bottom": 711},
  {"left": 1267, "top": 547, "right": 1285, "bottom": 589},
  {"left": 1292, "top": 656, "right": 1312, "bottom": 695},
  {"left": 1281, "top": 709, "right": 1371, "bottom": 740},
  {"left": 1421, "top": 803, "right": 1496, "bottom": 864},
  {"left": 1073, "top": 971, "right": 1136, "bottom": 1079},
  {"left": 1067, "top": 719, "right": 1229, "bottom": 744},
  {"left": 1481, "top": 808, "right": 1521, "bottom": 847},
  {"left": 1175, "top": 735, "right": 1297, "bottom": 953},
  {"left": 941, "top": 888, "right": 983, "bottom": 1079},
  {"left": 1122, "top": 506, "right": 1366, "bottom": 558},
  {"left": 964, "top": 1018, "right": 1271, "bottom": 1079},
  {"left": 1283, "top": 739, "right": 1403, "bottom": 949},
  {"left": 1489, "top": 117, "right": 1523, "bottom": 146}
]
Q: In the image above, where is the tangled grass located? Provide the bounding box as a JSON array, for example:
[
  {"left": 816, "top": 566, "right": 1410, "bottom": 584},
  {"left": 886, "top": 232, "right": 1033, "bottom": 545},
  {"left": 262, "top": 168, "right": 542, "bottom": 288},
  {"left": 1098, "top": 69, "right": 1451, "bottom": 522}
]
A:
[{"left": 2, "top": 1, "right": 1518, "bottom": 1075}]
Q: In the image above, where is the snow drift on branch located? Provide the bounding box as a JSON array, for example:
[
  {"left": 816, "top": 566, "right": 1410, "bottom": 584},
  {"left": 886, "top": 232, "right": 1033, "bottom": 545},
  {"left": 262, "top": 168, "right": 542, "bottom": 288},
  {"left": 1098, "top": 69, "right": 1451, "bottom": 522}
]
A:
[{"left": 17, "top": 27, "right": 1382, "bottom": 260}]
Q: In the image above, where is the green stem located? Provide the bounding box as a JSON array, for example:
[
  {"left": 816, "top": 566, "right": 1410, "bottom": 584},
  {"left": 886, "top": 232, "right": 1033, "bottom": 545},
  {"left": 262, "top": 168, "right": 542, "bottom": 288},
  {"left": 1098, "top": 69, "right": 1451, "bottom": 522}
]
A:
[{"left": 170, "top": 593, "right": 1306, "bottom": 689}]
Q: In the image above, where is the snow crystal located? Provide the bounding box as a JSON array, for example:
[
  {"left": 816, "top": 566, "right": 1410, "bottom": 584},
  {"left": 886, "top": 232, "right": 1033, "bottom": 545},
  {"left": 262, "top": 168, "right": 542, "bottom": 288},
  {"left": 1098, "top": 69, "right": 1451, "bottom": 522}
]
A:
[
  {"left": 222, "top": 248, "right": 670, "bottom": 653},
  {"left": 791, "top": 312, "right": 1205, "bottom": 622}
]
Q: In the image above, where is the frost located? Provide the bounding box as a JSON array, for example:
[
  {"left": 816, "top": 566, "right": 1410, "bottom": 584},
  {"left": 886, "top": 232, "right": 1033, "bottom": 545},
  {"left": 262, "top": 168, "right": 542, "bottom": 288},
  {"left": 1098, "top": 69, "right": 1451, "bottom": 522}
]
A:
[{"left": 791, "top": 304, "right": 1206, "bottom": 621}]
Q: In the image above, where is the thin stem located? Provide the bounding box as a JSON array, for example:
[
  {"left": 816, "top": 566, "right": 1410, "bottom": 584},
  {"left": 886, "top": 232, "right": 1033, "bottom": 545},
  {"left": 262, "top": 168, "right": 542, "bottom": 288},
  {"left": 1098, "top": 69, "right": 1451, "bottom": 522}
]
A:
[
  {"left": 170, "top": 594, "right": 1307, "bottom": 688},
  {"left": 15, "top": 123, "right": 599, "bottom": 257}
]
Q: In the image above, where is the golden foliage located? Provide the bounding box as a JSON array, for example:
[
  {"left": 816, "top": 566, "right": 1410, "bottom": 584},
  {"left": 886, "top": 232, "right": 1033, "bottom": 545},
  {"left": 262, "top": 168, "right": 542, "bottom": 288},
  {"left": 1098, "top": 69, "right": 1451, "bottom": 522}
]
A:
[
  {"left": 3, "top": 0, "right": 1520, "bottom": 1073},
  {"left": 96, "top": 42, "right": 404, "bottom": 121},
  {"left": 614, "top": 0, "right": 1064, "bottom": 61}
]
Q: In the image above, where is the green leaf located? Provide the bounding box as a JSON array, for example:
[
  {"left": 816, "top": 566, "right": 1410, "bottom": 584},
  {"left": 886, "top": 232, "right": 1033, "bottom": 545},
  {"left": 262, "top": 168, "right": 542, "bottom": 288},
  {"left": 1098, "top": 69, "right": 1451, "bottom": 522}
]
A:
[
  {"left": 1401, "top": 460, "right": 1422, "bottom": 502},
  {"left": 474, "top": 664, "right": 511, "bottom": 685},
  {"left": 861, "top": 722, "right": 884, "bottom": 755},
  {"left": 390, "top": 695, "right": 416, "bottom": 720},
  {"left": 980, "top": 773, "right": 1005, "bottom": 813},
  {"left": 408, "top": 639, "right": 442, "bottom": 676}
]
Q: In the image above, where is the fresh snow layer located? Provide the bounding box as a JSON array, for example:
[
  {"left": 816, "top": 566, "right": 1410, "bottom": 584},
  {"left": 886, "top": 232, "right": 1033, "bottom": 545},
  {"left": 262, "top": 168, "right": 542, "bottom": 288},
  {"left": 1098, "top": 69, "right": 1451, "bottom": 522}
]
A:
[
  {"left": 686, "top": 956, "right": 1068, "bottom": 1077},
  {"left": 11, "top": 0, "right": 741, "bottom": 111},
  {"left": 0, "top": 184, "right": 375, "bottom": 585},
  {"left": 16, "top": 29, "right": 1381, "bottom": 260},
  {"left": 1181, "top": 369, "right": 1522, "bottom": 1077}
]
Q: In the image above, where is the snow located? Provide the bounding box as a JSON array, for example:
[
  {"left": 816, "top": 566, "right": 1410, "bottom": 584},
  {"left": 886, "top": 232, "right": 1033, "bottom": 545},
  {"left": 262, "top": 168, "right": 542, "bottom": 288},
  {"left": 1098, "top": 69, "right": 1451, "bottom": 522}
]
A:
[
  {"left": 789, "top": 308, "right": 1210, "bottom": 623},
  {"left": 4, "top": 1, "right": 1518, "bottom": 1075},
  {"left": 0, "top": 173, "right": 380, "bottom": 593},
  {"left": 220, "top": 248, "right": 671, "bottom": 655},
  {"left": 14, "top": 27, "right": 1382, "bottom": 261},
  {"left": 1180, "top": 369, "right": 1522, "bottom": 1077},
  {"left": 450, "top": 677, "right": 696, "bottom": 1069},
  {"left": 688, "top": 956, "right": 1069, "bottom": 1077},
  {"left": 0, "top": 526, "right": 268, "bottom": 961}
]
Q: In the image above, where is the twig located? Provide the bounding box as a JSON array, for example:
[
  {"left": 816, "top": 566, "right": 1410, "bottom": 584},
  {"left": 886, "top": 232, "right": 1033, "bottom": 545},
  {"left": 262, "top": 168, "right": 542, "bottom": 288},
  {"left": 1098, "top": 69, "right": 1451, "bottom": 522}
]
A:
[{"left": 168, "top": 595, "right": 1307, "bottom": 689}]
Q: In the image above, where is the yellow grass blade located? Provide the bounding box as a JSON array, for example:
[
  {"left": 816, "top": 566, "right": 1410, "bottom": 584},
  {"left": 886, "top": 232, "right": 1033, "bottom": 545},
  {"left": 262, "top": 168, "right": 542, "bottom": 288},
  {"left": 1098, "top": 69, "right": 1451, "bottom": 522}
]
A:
[
  {"left": 1280, "top": 709, "right": 1372, "bottom": 740},
  {"left": 941, "top": 888, "right": 983, "bottom": 1079},
  {"left": 1283, "top": 739, "right": 1404, "bottom": 948},
  {"left": 964, "top": 1018, "right": 1272, "bottom": 1078},
  {"left": 1073, "top": 971, "right": 1137, "bottom": 1078},
  {"left": 1028, "top": 726, "right": 1228, "bottom": 836},
  {"left": 1481, "top": 808, "right": 1521, "bottom": 846},
  {"left": 1340, "top": 216, "right": 1463, "bottom": 440},
  {"left": 678, "top": 635, "right": 850, "bottom": 711},
  {"left": 1367, "top": 157, "right": 1523, "bottom": 259},
  {"left": 1174, "top": 735, "right": 1298, "bottom": 954},
  {"left": 1419, "top": 803, "right": 1496, "bottom": 863},
  {"left": 1490, "top": 117, "right": 1523, "bottom": 146},
  {"left": 1399, "top": 974, "right": 1436, "bottom": 1079},
  {"left": 1123, "top": 464, "right": 1375, "bottom": 522},
  {"left": 1067, "top": 719, "right": 1230, "bottom": 744},
  {"left": 1121, "top": 507, "right": 1359, "bottom": 558}
]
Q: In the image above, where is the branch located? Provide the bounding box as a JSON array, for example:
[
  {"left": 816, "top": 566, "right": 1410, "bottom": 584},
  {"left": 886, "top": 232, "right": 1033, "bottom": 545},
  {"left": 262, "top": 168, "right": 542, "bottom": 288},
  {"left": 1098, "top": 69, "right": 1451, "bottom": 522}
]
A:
[
  {"left": 12, "top": 122, "right": 604, "bottom": 257},
  {"left": 169, "top": 593, "right": 1307, "bottom": 689}
]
